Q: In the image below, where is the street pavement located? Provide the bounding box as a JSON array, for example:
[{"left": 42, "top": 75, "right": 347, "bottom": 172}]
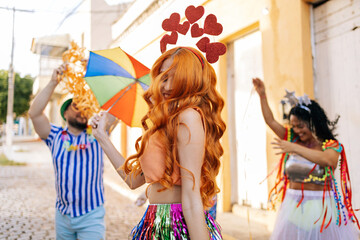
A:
[{"left": 0, "top": 139, "right": 271, "bottom": 240}]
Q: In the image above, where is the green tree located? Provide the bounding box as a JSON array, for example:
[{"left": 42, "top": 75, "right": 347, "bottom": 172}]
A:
[{"left": 0, "top": 70, "right": 34, "bottom": 123}]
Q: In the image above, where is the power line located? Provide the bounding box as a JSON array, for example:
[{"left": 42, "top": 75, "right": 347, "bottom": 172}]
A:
[
  {"left": 0, "top": 5, "right": 128, "bottom": 14},
  {"left": 0, "top": 6, "right": 34, "bottom": 13},
  {"left": 56, "top": 0, "right": 87, "bottom": 31}
]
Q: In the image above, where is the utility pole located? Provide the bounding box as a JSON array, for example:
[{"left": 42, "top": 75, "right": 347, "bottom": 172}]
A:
[
  {"left": 5, "top": 7, "right": 15, "bottom": 149},
  {"left": 2, "top": 6, "right": 34, "bottom": 150}
]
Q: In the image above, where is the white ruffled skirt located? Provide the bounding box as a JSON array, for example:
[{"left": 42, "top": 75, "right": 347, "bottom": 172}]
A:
[{"left": 270, "top": 189, "right": 359, "bottom": 240}]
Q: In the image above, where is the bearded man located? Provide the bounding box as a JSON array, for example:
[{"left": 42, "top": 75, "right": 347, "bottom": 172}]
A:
[{"left": 29, "top": 64, "right": 108, "bottom": 240}]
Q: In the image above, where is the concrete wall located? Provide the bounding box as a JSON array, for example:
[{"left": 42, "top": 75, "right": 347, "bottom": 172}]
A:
[{"left": 313, "top": 0, "right": 360, "bottom": 211}]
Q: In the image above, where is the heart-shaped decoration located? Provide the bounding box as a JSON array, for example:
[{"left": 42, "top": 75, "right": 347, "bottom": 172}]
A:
[
  {"left": 191, "top": 23, "right": 204, "bottom": 38},
  {"left": 162, "top": 13, "right": 181, "bottom": 32},
  {"left": 160, "top": 37, "right": 168, "bottom": 53},
  {"left": 177, "top": 21, "right": 190, "bottom": 35},
  {"left": 203, "top": 14, "right": 223, "bottom": 36},
  {"left": 167, "top": 31, "right": 178, "bottom": 44},
  {"left": 196, "top": 37, "right": 210, "bottom": 53},
  {"left": 160, "top": 31, "right": 179, "bottom": 53},
  {"left": 185, "top": 5, "right": 205, "bottom": 24},
  {"left": 205, "top": 42, "right": 227, "bottom": 63}
]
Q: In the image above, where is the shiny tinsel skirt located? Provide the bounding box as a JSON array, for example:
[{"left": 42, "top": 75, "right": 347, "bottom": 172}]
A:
[
  {"left": 129, "top": 203, "right": 222, "bottom": 239},
  {"left": 270, "top": 189, "right": 359, "bottom": 240}
]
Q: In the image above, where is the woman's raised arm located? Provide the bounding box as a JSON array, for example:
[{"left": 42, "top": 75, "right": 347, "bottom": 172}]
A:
[
  {"left": 91, "top": 112, "right": 145, "bottom": 189},
  {"left": 252, "top": 78, "right": 286, "bottom": 139}
]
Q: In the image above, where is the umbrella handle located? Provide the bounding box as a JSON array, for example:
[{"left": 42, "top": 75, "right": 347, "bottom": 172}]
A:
[{"left": 105, "top": 83, "right": 135, "bottom": 113}]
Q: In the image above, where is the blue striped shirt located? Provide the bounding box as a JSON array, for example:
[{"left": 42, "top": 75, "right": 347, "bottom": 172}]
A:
[{"left": 44, "top": 124, "right": 104, "bottom": 217}]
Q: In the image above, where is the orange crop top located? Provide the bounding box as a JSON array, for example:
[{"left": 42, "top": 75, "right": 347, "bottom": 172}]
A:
[{"left": 139, "top": 131, "right": 181, "bottom": 185}]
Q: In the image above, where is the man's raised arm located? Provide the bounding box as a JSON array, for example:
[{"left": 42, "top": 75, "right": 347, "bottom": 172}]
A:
[{"left": 28, "top": 65, "right": 65, "bottom": 139}]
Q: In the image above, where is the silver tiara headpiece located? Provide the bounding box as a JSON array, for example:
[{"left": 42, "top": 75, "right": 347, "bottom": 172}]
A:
[{"left": 283, "top": 89, "right": 311, "bottom": 113}]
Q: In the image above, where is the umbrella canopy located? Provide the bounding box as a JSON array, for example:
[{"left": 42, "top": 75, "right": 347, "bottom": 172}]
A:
[{"left": 84, "top": 47, "right": 150, "bottom": 127}]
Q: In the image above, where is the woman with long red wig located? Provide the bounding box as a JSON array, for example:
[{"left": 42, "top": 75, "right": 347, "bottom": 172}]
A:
[{"left": 91, "top": 47, "right": 225, "bottom": 239}]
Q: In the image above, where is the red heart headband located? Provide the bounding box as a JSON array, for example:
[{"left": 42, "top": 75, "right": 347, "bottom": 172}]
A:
[
  {"left": 181, "top": 47, "right": 204, "bottom": 68},
  {"left": 160, "top": 5, "right": 227, "bottom": 64}
]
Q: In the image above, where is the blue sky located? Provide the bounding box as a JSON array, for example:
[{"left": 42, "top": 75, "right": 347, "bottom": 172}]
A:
[{"left": 0, "top": 0, "right": 132, "bottom": 77}]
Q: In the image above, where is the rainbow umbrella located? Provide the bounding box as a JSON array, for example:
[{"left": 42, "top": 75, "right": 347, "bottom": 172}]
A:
[{"left": 84, "top": 47, "right": 150, "bottom": 127}]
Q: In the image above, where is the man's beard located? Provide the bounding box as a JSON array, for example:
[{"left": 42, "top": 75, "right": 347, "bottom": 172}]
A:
[{"left": 68, "top": 118, "right": 88, "bottom": 131}]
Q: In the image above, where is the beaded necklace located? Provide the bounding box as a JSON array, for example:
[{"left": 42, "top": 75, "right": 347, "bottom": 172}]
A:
[{"left": 61, "top": 126, "right": 95, "bottom": 151}]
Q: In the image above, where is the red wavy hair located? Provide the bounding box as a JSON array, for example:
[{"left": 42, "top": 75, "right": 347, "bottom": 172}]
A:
[{"left": 123, "top": 47, "right": 226, "bottom": 208}]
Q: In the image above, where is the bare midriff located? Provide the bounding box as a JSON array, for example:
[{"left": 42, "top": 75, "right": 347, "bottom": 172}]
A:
[{"left": 147, "top": 182, "right": 182, "bottom": 204}]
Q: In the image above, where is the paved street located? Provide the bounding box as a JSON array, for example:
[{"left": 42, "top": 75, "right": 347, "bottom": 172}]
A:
[
  {"left": 0, "top": 140, "right": 271, "bottom": 240},
  {"left": 0, "top": 141, "right": 144, "bottom": 240}
]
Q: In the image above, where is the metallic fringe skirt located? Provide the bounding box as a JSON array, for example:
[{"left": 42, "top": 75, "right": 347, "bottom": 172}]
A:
[{"left": 129, "top": 203, "right": 222, "bottom": 239}]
